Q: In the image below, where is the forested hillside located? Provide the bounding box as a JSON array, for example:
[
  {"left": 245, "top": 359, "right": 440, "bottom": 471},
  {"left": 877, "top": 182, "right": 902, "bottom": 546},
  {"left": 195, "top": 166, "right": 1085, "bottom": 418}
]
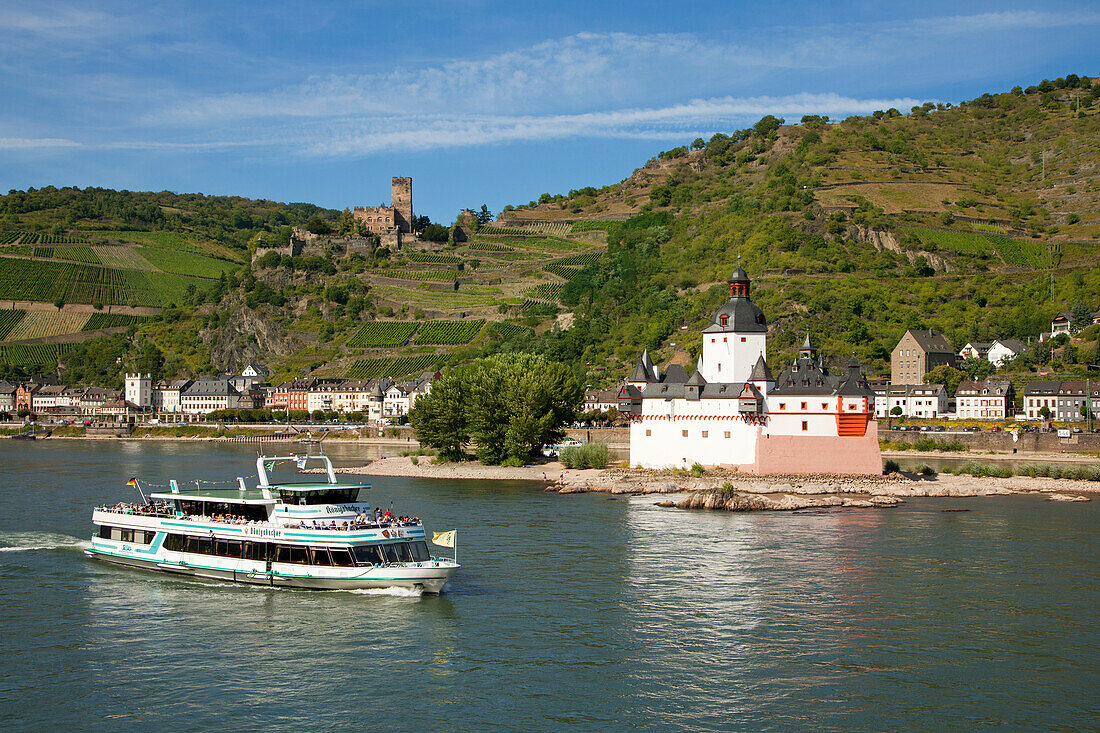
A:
[{"left": 1, "top": 76, "right": 1097, "bottom": 387}]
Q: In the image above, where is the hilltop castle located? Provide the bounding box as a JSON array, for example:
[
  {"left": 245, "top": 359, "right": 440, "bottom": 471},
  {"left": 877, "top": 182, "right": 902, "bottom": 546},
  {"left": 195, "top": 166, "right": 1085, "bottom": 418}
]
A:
[
  {"left": 354, "top": 176, "right": 413, "bottom": 239},
  {"left": 620, "top": 266, "right": 881, "bottom": 474}
]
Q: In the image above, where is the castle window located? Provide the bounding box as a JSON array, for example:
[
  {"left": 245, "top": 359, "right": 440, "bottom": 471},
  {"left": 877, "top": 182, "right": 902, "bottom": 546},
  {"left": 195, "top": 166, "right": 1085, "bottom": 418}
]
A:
[
  {"left": 779, "top": 403, "right": 785, "bottom": 410},
  {"left": 723, "top": 338, "right": 727, "bottom": 343},
  {"left": 719, "top": 315, "right": 728, "bottom": 326},
  {"left": 802, "top": 421, "right": 808, "bottom": 431},
  {"left": 702, "top": 431, "right": 708, "bottom": 438},
  {"left": 681, "top": 430, "right": 688, "bottom": 437},
  {"left": 724, "top": 431, "right": 731, "bottom": 438},
  {"left": 821, "top": 403, "right": 828, "bottom": 410},
  {"left": 645, "top": 430, "right": 651, "bottom": 437},
  {"left": 801, "top": 402, "right": 807, "bottom": 410},
  {"left": 741, "top": 338, "right": 746, "bottom": 343}
]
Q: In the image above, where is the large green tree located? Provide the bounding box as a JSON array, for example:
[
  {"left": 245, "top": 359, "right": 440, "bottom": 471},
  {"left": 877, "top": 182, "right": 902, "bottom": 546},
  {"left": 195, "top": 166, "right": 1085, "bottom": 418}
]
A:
[
  {"left": 410, "top": 352, "right": 582, "bottom": 464},
  {"left": 924, "top": 364, "right": 966, "bottom": 396}
]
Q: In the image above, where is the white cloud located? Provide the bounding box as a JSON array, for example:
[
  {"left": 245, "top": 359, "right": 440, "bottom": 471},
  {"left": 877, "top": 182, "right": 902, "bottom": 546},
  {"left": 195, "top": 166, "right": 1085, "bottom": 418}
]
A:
[{"left": 0, "top": 137, "right": 83, "bottom": 150}]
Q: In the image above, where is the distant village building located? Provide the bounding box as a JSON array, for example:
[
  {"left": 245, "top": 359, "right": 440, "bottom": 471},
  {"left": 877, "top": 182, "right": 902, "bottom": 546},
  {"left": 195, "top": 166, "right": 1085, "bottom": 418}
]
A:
[
  {"left": 874, "top": 384, "right": 948, "bottom": 418},
  {"left": 986, "top": 339, "right": 1025, "bottom": 368},
  {"left": 955, "top": 379, "right": 1015, "bottom": 420},
  {"left": 958, "top": 342, "right": 991, "bottom": 361},
  {"left": 1050, "top": 312, "right": 1072, "bottom": 337},
  {"left": 584, "top": 389, "right": 621, "bottom": 413},
  {"left": 622, "top": 266, "right": 880, "bottom": 474},
  {"left": 891, "top": 329, "right": 956, "bottom": 385},
  {"left": 125, "top": 373, "right": 152, "bottom": 409}
]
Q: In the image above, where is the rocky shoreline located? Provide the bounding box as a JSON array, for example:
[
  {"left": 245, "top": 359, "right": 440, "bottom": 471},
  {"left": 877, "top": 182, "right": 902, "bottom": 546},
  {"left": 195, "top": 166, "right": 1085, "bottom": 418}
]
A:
[{"left": 322, "top": 457, "right": 1098, "bottom": 512}]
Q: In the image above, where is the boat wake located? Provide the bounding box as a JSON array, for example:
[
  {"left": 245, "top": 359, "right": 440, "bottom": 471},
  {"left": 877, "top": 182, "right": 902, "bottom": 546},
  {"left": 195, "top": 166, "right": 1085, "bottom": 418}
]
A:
[
  {"left": 346, "top": 586, "right": 424, "bottom": 598},
  {"left": 0, "top": 531, "right": 91, "bottom": 553}
]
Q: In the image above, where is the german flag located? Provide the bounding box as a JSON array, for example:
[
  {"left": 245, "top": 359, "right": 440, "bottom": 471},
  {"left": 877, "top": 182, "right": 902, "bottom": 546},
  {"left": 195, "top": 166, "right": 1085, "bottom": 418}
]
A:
[{"left": 125, "top": 477, "right": 138, "bottom": 487}]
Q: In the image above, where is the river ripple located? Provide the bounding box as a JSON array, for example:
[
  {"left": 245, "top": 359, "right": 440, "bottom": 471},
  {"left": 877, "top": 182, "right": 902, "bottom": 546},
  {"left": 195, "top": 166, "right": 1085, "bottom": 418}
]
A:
[{"left": 1, "top": 441, "right": 1097, "bottom": 731}]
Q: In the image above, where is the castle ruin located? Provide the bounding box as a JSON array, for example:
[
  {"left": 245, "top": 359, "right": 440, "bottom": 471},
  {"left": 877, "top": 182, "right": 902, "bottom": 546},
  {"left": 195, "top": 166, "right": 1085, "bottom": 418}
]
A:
[{"left": 354, "top": 177, "right": 412, "bottom": 239}]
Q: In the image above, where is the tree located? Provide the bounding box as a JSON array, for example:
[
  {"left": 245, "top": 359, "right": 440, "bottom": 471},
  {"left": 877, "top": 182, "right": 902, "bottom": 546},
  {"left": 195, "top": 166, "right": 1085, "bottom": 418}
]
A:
[
  {"left": 409, "top": 353, "right": 581, "bottom": 465},
  {"left": 924, "top": 365, "right": 966, "bottom": 396},
  {"left": 690, "top": 138, "right": 705, "bottom": 150},
  {"left": 54, "top": 297, "right": 65, "bottom": 312},
  {"left": 421, "top": 224, "right": 449, "bottom": 243},
  {"left": 306, "top": 217, "right": 333, "bottom": 235},
  {"left": 752, "top": 115, "right": 784, "bottom": 138},
  {"left": 412, "top": 215, "right": 431, "bottom": 232},
  {"left": 476, "top": 205, "right": 493, "bottom": 225},
  {"left": 960, "top": 356, "right": 993, "bottom": 381},
  {"left": 890, "top": 406, "right": 903, "bottom": 417},
  {"left": 1039, "top": 405, "right": 1051, "bottom": 420},
  {"left": 1070, "top": 302, "right": 1091, "bottom": 334}
]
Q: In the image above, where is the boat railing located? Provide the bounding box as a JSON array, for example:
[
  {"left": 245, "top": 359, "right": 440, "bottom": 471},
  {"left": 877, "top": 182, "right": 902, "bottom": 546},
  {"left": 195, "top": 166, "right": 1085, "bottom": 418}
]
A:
[{"left": 94, "top": 504, "right": 174, "bottom": 518}]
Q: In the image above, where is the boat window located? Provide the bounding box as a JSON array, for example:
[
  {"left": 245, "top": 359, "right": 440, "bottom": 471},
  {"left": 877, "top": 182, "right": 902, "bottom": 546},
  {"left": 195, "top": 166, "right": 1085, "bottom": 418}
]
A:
[
  {"left": 164, "top": 533, "right": 185, "bottom": 552},
  {"left": 279, "top": 487, "right": 360, "bottom": 504},
  {"left": 330, "top": 548, "right": 355, "bottom": 567},
  {"left": 379, "top": 544, "right": 400, "bottom": 564},
  {"left": 409, "top": 541, "right": 431, "bottom": 562},
  {"left": 309, "top": 547, "right": 332, "bottom": 566},
  {"left": 120, "top": 529, "right": 134, "bottom": 543},
  {"left": 351, "top": 545, "right": 383, "bottom": 566},
  {"left": 98, "top": 525, "right": 112, "bottom": 539},
  {"left": 392, "top": 543, "right": 414, "bottom": 563},
  {"left": 109, "top": 527, "right": 124, "bottom": 541},
  {"left": 188, "top": 537, "right": 213, "bottom": 555},
  {"left": 276, "top": 545, "right": 309, "bottom": 564},
  {"left": 216, "top": 540, "right": 242, "bottom": 558},
  {"left": 137, "top": 531, "right": 155, "bottom": 545}
]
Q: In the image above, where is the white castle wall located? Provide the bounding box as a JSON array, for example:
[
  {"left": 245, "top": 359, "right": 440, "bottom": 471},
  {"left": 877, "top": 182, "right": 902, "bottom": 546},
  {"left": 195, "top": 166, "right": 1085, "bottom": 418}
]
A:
[
  {"left": 630, "top": 397, "right": 760, "bottom": 468},
  {"left": 698, "top": 332, "right": 765, "bottom": 384}
]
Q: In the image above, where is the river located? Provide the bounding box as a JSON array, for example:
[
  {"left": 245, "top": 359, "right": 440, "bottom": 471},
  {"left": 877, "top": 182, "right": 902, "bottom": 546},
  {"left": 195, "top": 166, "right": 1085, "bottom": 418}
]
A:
[{"left": 1, "top": 441, "right": 1097, "bottom": 731}]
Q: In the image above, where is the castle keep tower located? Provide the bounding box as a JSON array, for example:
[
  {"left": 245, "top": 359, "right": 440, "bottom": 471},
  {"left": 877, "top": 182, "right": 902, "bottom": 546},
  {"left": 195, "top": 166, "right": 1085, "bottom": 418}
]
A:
[{"left": 391, "top": 177, "right": 412, "bottom": 234}]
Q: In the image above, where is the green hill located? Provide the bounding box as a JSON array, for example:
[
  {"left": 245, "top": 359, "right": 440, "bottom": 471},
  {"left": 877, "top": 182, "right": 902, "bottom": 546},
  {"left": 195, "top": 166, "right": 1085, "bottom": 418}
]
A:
[{"left": 1, "top": 75, "right": 1098, "bottom": 386}]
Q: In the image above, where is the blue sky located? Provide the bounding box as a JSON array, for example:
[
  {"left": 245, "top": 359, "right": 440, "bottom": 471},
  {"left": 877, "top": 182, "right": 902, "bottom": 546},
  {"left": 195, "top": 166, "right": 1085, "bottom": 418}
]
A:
[{"left": 1, "top": 1, "right": 1097, "bottom": 223}]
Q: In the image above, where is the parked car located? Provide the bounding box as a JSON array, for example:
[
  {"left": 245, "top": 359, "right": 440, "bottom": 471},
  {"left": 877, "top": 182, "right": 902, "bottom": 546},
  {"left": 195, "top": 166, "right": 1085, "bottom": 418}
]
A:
[{"left": 934, "top": 426, "right": 945, "bottom": 432}]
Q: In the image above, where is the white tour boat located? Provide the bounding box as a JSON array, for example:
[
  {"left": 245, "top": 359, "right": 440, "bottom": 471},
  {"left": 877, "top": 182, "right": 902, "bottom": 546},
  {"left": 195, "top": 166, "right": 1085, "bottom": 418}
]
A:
[{"left": 84, "top": 453, "right": 459, "bottom": 593}]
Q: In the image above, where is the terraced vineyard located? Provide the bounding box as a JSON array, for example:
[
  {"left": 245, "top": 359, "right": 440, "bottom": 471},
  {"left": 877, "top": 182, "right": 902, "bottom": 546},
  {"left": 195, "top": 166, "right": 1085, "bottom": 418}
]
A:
[
  {"left": 0, "top": 310, "right": 25, "bottom": 340},
  {"left": 91, "top": 246, "right": 158, "bottom": 271},
  {"left": 4, "top": 312, "right": 90, "bottom": 341},
  {"left": 0, "top": 232, "right": 21, "bottom": 244},
  {"left": 544, "top": 262, "right": 588, "bottom": 280},
  {"left": 374, "top": 269, "right": 457, "bottom": 282},
  {"left": 32, "top": 246, "right": 102, "bottom": 264},
  {"left": 487, "top": 322, "right": 535, "bottom": 341},
  {"left": 905, "top": 228, "right": 994, "bottom": 257},
  {"left": 346, "top": 354, "right": 438, "bottom": 379},
  {"left": 406, "top": 252, "right": 461, "bottom": 264},
  {"left": 556, "top": 252, "right": 600, "bottom": 267},
  {"left": 346, "top": 321, "right": 418, "bottom": 348},
  {"left": 570, "top": 221, "right": 616, "bottom": 232},
  {"left": 38, "top": 234, "right": 90, "bottom": 244},
  {"left": 83, "top": 313, "right": 151, "bottom": 330},
  {"left": 0, "top": 343, "right": 71, "bottom": 370},
  {"left": 523, "top": 283, "right": 562, "bottom": 300},
  {"left": 0, "top": 256, "right": 207, "bottom": 306},
  {"left": 137, "top": 246, "right": 237, "bottom": 278},
  {"left": 986, "top": 235, "right": 1056, "bottom": 269},
  {"left": 416, "top": 320, "right": 485, "bottom": 344}
]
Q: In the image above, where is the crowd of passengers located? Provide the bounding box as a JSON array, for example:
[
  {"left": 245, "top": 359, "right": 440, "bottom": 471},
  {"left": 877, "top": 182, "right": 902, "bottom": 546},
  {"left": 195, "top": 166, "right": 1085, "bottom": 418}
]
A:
[
  {"left": 286, "top": 509, "right": 421, "bottom": 531},
  {"left": 98, "top": 501, "right": 419, "bottom": 530},
  {"left": 95, "top": 501, "right": 173, "bottom": 516}
]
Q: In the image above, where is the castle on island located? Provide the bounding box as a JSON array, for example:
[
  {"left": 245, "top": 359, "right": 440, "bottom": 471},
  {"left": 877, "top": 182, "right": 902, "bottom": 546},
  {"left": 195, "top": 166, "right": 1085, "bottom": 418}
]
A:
[{"left": 619, "top": 265, "right": 881, "bottom": 474}]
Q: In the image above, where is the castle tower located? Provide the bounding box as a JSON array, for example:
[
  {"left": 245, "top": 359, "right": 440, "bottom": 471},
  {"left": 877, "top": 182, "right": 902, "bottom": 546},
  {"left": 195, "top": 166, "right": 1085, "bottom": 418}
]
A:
[
  {"left": 391, "top": 177, "right": 412, "bottom": 234},
  {"left": 125, "top": 373, "right": 151, "bottom": 409},
  {"left": 698, "top": 264, "right": 767, "bottom": 384}
]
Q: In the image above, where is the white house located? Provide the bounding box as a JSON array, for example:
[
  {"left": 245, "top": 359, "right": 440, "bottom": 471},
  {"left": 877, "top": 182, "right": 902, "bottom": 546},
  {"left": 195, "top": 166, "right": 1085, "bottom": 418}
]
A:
[
  {"left": 987, "top": 339, "right": 1025, "bottom": 368},
  {"left": 180, "top": 377, "right": 241, "bottom": 415},
  {"left": 627, "top": 266, "right": 880, "bottom": 474},
  {"left": 153, "top": 379, "right": 192, "bottom": 413},
  {"left": 959, "top": 342, "right": 991, "bottom": 360},
  {"left": 955, "top": 379, "right": 1015, "bottom": 420},
  {"left": 875, "top": 384, "right": 948, "bottom": 418}
]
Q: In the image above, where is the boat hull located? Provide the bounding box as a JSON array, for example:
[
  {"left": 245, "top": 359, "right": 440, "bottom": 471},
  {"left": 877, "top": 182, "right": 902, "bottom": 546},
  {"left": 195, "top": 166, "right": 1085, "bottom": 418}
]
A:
[{"left": 84, "top": 545, "right": 457, "bottom": 594}]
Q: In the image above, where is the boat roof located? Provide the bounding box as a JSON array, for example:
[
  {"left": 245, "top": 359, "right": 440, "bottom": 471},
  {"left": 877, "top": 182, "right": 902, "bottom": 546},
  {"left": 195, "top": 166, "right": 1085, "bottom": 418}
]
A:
[
  {"left": 274, "top": 482, "right": 370, "bottom": 492},
  {"left": 148, "top": 482, "right": 369, "bottom": 504},
  {"left": 149, "top": 488, "right": 273, "bottom": 504}
]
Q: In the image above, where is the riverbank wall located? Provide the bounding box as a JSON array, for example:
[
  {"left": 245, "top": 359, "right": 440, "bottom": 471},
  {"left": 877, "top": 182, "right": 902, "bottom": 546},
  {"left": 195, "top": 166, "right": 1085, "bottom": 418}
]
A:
[{"left": 884, "top": 429, "right": 1100, "bottom": 454}]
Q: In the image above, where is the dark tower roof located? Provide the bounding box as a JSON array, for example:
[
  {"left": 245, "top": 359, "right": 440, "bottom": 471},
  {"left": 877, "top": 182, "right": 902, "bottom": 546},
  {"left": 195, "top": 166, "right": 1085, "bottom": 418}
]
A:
[
  {"left": 686, "top": 370, "right": 707, "bottom": 386},
  {"left": 749, "top": 355, "right": 773, "bottom": 382},
  {"left": 707, "top": 264, "right": 766, "bottom": 333}
]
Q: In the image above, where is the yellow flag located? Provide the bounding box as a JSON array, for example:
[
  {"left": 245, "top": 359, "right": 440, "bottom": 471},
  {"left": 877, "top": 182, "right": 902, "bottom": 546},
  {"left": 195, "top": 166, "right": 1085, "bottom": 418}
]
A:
[
  {"left": 126, "top": 478, "right": 138, "bottom": 487},
  {"left": 432, "top": 530, "right": 456, "bottom": 548}
]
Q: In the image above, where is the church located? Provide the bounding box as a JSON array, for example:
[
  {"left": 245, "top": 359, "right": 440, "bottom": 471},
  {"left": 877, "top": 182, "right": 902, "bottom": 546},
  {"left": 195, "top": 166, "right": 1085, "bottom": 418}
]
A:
[{"left": 619, "top": 266, "right": 881, "bottom": 474}]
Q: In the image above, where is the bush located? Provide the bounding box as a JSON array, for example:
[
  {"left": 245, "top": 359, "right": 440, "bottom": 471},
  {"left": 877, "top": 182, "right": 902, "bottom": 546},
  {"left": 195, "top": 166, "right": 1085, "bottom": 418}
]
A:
[
  {"left": 917, "top": 464, "right": 937, "bottom": 477},
  {"left": 690, "top": 462, "right": 705, "bottom": 477},
  {"left": 883, "top": 459, "right": 900, "bottom": 474},
  {"left": 560, "top": 443, "right": 609, "bottom": 469},
  {"left": 410, "top": 456, "right": 419, "bottom": 466}
]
